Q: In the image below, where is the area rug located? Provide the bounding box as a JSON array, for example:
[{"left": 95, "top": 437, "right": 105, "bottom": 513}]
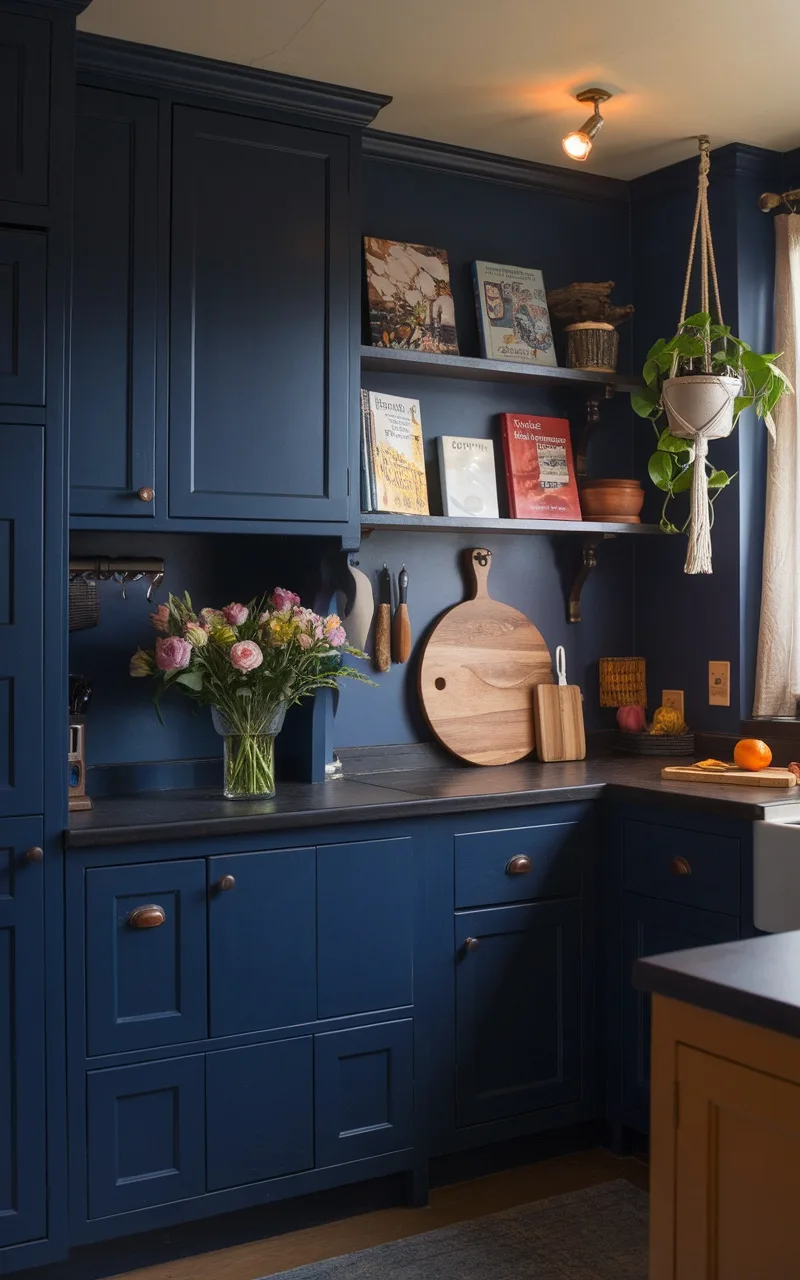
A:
[{"left": 267, "top": 1179, "right": 648, "bottom": 1279}]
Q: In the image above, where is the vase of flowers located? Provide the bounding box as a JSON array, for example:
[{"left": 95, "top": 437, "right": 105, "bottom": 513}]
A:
[{"left": 129, "top": 587, "right": 372, "bottom": 800}]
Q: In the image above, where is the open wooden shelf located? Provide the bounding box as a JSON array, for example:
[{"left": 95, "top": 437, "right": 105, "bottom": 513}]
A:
[
  {"left": 360, "top": 512, "right": 662, "bottom": 536},
  {"left": 360, "top": 345, "right": 643, "bottom": 394}
]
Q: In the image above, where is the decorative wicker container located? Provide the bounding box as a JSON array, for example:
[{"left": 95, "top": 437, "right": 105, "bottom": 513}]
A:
[
  {"left": 565, "top": 322, "right": 618, "bottom": 372},
  {"left": 599, "top": 657, "right": 647, "bottom": 708},
  {"left": 614, "top": 732, "right": 695, "bottom": 757}
]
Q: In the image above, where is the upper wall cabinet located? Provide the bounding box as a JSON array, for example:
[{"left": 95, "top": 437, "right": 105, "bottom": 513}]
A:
[
  {"left": 70, "top": 87, "right": 158, "bottom": 518},
  {"left": 0, "top": 13, "right": 50, "bottom": 207},
  {"left": 169, "top": 106, "right": 353, "bottom": 525},
  {"left": 0, "top": 228, "right": 46, "bottom": 407}
]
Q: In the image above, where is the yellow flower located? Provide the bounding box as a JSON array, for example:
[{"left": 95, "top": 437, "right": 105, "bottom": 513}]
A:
[
  {"left": 268, "top": 615, "right": 300, "bottom": 646},
  {"left": 184, "top": 624, "right": 208, "bottom": 647},
  {"left": 210, "top": 625, "right": 237, "bottom": 647},
  {"left": 129, "top": 648, "right": 155, "bottom": 678}
]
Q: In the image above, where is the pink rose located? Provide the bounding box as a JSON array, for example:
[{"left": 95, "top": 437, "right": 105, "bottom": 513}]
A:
[
  {"left": 230, "top": 640, "right": 263, "bottom": 672},
  {"left": 296, "top": 632, "right": 313, "bottom": 650},
  {"left": 271, "top": 587, "right": 301, "bottom": 613},
  {"left": 150, "top": 602, "right": 171, "bottom": 633},
  {"left": 155, "top": 636, "right": 192, "bottom": 671},
  {"left": 327, "top": 626, "right": 346, "bottom": 647},
  {"left": 222, "top": 602, "right": 249, "bottom": 626}
]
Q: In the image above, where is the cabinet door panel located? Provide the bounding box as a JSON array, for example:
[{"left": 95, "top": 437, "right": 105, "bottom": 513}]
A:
[
  {"left": 70, "top": 87, "right": 158, "bottom": 517},
  {"left": 86, "top": 1056, "right": 204, "bottom": 1219},
  {"left": 315, "top": 1020, "right": 413, "bottom": 1166},
  {"left": 621, "top": 894, "right": 739, "bottom": 1132},
  {"left": 85, "top": 860, "right": 207, "bottom": 1055},
  {"left": 455, "top": 901, "right": 582, "bottom": 1127},
  {"left": 0, "top": 817, "right": 45, "bottom": 1248},
  {"left": 0, "top": 228, "right": 46, "bottom": 406},
  {"left": 170, "top": 106, "right": 351, "bottom": 523},
  {"left": 0, "top": 12, "right": 49, "bottom": 206},
  {"left": 208, "top": 847, "right": 316, "bottom": 1036},
  {"left": 317, "top": 838, "right": 413, "bottom": 1019},
  {"left": 0, "top": 427, "right": 43, "bottom": 816},
  {"left": 207, "top": 1038, "right": 313, "bottom": 1190}
]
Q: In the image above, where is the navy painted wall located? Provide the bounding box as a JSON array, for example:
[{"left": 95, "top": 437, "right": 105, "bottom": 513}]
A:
[{"left": 334, "top": 155, "right": 638, "bottom": 748}]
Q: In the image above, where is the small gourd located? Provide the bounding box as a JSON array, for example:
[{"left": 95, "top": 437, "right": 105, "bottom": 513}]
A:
[{"left": 649, "top": 705, "right": 688, "bottom": 736}]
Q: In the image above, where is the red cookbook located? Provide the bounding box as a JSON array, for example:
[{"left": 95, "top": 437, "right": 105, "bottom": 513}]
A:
[{"left": 499, "top": 414, "right": 581, "bottom": 519}]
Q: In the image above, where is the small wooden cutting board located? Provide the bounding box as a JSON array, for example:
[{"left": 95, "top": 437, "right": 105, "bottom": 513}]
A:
[
  {"left": 534, "top": 647, "right": 585, "bottom": 762},
  {"left": 662, "top": 765, "right": 797, "bottom": 788}
]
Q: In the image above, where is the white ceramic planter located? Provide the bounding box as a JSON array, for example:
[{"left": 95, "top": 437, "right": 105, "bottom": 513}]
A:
[{"left": 662, "top": 374, "right": 740, "bottom": 441}]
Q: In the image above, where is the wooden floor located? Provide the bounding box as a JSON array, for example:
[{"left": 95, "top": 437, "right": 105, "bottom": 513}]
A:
[{"left": 111, "top": 1150, "right": 648, "bottom": 1280}]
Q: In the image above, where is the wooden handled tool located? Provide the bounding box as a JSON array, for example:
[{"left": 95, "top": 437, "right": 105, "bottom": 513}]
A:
[
  {"left": 373, "top": 564, "right": 392, "bottom": 673},
  {"left": 533, "top": 644, "right": 586, "bottom": 762},
  {"left": 392, "top": 565, "right": 411, "bottom": 664}
]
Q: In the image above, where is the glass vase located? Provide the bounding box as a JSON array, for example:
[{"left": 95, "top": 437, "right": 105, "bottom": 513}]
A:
[{"left": 211, "top": 705, "right": 287, "bottom": 800}]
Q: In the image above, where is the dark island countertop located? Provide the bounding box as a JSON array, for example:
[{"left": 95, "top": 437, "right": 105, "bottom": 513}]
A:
[
  {"left": 634, "top": 932, "right": 800, "bottom": 1041},
  {"left": 67, "top": 754, "right": 800, "bottom": 849}
]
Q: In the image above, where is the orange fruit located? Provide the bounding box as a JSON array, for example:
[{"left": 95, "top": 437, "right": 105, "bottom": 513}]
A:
[{"left": 733, "top": 738, "right": 773, "bottom": 771}]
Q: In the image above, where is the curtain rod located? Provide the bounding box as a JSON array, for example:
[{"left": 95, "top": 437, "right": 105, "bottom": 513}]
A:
[{"left": 759, "top": 189, "right": 800, "bottom": 213}]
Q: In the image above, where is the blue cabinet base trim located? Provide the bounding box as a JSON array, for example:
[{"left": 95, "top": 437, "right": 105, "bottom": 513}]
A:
[{"left": 69, "top": 1148, "right": 414, "bottom": 1246}]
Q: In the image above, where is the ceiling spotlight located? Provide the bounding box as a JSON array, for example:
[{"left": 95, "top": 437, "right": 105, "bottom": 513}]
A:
[{"left": 562, "top": 88, "right": 612, "bottom": 162}]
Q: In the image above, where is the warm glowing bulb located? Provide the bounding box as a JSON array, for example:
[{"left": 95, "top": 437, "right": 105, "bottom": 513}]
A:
[{"left": 562, "top": 131, "right": 592, "bottom": 161}]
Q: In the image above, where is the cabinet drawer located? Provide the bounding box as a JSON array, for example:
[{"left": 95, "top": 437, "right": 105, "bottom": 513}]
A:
[
  {"left": 622, "top": 819, "right": 740, "bottom": 915},
  {"left": 454, "top": 822, "right": 582, "bottom": 909},
  {"left": 314, "top": 1020, "right": 413, "bottom": 1166},
  {"left": 85, "top": 860, "right": 207, "bottom": 1055},
  {"left": 86, "top": 1057, "right": 205, "bottom": 1219}
]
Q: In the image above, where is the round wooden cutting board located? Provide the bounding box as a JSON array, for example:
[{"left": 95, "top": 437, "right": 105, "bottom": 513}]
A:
[{"left": 419, "top": 548, "right": 553, "bottom": 766}]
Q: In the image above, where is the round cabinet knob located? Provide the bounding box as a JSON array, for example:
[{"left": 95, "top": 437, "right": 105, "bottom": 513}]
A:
[
  {"left": 218, "top": 874, "right": 236, "bottom": 892},
  {"left": 137, "top": 487, "right": 154, "bottom": 503},
  {"left": 463, "top": 937, "right": 480, "bottom": 953},
  {"left": 671, "top": 856, "right": 692, "bottom": 877},
  {"left": 128, "top": 904, "right": 166, "bottom": 929},
  {"left": 506, "top": 855, "right": 532, "bottom": 876},
  {"left": 25, "top": 846, "right": 44, "bottom": 863}
]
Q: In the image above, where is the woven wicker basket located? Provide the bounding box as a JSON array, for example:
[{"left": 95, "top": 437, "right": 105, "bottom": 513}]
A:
[
  {"left": 565, "top": 322, "right": 619, "bottom": 373},
  {"left": 614, "top": 732, "right": 695, "bottom": 757},
  {"left": 599, "top": 657, "right": 647, "bottom": 708}
]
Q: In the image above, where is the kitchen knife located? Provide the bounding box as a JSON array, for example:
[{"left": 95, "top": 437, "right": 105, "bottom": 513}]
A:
[
  {"left": 392, "top": 565, "right": 411, "bottom": 664},
  {"left": 373, "top": 564, "right": 392, "bottom": 673}
]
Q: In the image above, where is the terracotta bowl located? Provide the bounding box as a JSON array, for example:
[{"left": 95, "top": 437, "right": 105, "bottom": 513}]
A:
[{"left": 580, "top": 479, "right": 645, "bottom": 524}]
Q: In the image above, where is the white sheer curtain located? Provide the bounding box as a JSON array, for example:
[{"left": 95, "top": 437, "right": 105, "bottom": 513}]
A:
[{"left": 754, "top": 213, "right": 800, "bottom": 715}]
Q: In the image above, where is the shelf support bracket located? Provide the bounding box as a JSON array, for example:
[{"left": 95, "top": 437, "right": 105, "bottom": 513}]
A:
[
  {"left": 568, "top": 533, "right": 615, "bottom": 623},
  {"left": 576, "top": 388, "right": 613, "bottom": 480}
]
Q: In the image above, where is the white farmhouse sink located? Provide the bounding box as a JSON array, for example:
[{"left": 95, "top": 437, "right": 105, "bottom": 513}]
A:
[{"left": 754, "top": 811, "right": 800, "bottom": 931}]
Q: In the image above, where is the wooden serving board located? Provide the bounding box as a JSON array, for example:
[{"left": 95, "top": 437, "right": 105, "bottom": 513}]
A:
[
  {"left": 534, "top": 684, "right": 586, "bottom": 762},
  {"left": 419, "top": 548, "right": 553, "bottom": 766},
  {"left": 661, "top": 765, "right": 797, "bottom": 788}
]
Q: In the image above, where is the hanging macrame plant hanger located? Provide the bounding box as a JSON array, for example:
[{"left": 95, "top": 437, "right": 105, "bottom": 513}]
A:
[{"left": 662, "top": 136, "right": 740, "bottom": 575}]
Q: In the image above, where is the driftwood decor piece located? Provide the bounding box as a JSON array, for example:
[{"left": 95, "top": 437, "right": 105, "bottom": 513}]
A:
[{"left": 546, "top": 281, "right": 634, "bottom": 328}]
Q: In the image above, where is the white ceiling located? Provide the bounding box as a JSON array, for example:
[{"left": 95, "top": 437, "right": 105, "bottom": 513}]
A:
[{"left": 78, "top": 0, "right": 800, "bottom": 180}]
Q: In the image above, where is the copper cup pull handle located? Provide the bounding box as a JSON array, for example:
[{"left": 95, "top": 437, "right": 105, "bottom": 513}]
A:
[
  {"left": 25, "top": 846, "right": 44, "bottom": 863},
  {"left": 137, "top": 486, "right": 154, "bottom": 503},
  {"left": 506, "top": 855, "right": 532, "bottom": 876},
  {"left": 128, "top": 904, "right": 166, "bottom": 929},
  {"left": 671, "top": 856, "right": 692, "bottom": 877},
  {"left": 463, "top": 937, "right": 480, "bottom": 953},
  {"left": 217, "top": 874, "right": 236, "bottom": 892}
]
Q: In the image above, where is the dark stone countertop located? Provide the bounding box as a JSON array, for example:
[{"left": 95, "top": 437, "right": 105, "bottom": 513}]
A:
[
  {"left": 66, "top": 754, "right": 800, "bottom": 849},
  {"left": 634, "top": 932, "right": 800, "bottom": 1040}
]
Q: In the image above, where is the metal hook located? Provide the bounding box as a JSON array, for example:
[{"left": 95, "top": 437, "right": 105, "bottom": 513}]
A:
[{"left": 146, "top": 570, "right": 164, "bottom": 602}]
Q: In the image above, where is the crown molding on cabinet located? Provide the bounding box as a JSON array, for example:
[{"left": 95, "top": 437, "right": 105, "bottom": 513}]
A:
[
  {"left": 76, "top": 32, "right": 392, "bottom": 128},
  {"left": 632, "top": 142, "right": 783, "bottom": 204},
  {"left": 362, "top": 128, "right": 630, "bottom": 205}
]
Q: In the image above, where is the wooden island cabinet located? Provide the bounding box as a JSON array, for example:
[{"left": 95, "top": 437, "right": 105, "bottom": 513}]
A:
[{"left": 638, "top": 933, "right": 800, "bottom": 1280}]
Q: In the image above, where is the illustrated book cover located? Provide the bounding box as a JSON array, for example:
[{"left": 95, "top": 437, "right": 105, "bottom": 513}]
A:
[
  {"left": 364, "top": 238, "right": 459, "bottom": 354},
  {"left": 361, "top": 390, "right": 429, "bottom": 515},
  {"left": 499, "top": 414, "right": 580, "bottom": 519},
  {"left": 473, "top": 261, "right": 556, "bottom": 366},
  {"left": 437, "top": 436, "right": 499, "bottom": 518}
]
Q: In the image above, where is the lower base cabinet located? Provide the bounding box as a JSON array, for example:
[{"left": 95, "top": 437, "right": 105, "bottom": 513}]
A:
[
  {"left": 315, "top": 1020, "right": 414, "bottom": 1166},
  {"left": 455, "top": 900, "right": 583, "bottom": 1128}
]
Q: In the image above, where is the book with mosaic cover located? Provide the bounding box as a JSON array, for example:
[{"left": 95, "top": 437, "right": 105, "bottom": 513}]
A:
[
  {"left": 363, "top": 391, "right": 429, "bottom": 515},
  {"left": 473, "top": 260, "right": 556, "bottom": 366}
]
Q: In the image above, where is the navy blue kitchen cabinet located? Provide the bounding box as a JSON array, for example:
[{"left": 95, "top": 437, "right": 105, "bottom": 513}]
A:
[
  {"left": 0, "top": 228, "right": 46, "bottom": 406},
  {"left": 0, "top": 12, "right": 50, "bottom": 206},
  {"left": 169, "top": 106, "right": 355, "bottom": 526},
  {"left": 315, "top": 1020, "right": 414, "bottom": 1166},
  {"left": 0, "top": 817, "right": 46, "bottom": 1250},
  {"left": 208, "top": 846, "right": 316, "bottom": 1036},
  {"left": 455, "top": 900, "right": 583, "bottom": 1128},
  {"left": 70, "top": 86, "right": 159, "bottom": 518},
  {"left": 0, "top": 427, "right": 43, "bottom": 818}
]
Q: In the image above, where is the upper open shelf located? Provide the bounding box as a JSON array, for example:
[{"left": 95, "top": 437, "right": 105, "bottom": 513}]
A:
[
  {"left": 360, "top": 345, "right": 643, "bottom": 394},
  {"left": 360, "top": 512, "right": 661, "bottom": 537}
]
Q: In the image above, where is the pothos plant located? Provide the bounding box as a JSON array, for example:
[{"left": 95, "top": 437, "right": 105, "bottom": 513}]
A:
[{"left": 631, "top": 312, "right": 791, "bottom": 533}]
